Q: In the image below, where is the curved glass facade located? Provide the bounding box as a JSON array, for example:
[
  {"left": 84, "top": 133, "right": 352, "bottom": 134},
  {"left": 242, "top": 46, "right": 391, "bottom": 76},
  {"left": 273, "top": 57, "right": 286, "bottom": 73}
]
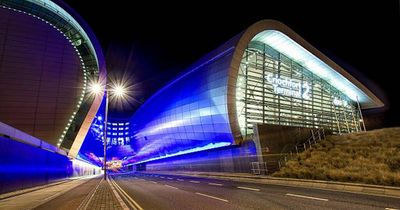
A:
[
  {"left": 236, "top": 39, "right": 362, "bottom": 136},
  {"left": 127, "top": 49, "right": 236, "bottom": 164},
  {"left": 118, "top": 20, "right": 381, "bottom": 166}
]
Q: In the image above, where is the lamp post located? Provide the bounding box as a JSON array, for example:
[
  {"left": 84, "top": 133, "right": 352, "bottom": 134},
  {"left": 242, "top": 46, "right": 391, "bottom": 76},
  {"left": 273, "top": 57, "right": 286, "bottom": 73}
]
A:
[
  {"left": 90, "top": 82, "right": 126, "bottom": 180},
  {"left": 103, "top": 90, "right": 108, "bottom": 180}
]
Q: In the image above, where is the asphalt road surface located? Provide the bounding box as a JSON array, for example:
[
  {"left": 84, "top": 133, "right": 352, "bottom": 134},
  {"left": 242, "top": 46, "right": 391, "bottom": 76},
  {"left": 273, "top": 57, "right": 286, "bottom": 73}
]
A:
[{"left": 112, "top": 172, "right": 400, "bottom": 210}]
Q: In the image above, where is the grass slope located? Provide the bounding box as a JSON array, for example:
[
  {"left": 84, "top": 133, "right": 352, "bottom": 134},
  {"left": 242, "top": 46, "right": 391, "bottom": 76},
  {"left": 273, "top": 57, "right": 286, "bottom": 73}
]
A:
[{"left": 273, "top": 127, "right": 400, "bottom": 186}]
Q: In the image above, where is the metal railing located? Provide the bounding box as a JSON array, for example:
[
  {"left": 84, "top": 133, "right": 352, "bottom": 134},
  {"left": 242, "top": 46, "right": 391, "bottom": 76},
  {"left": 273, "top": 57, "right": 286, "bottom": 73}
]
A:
[{"left": 278, "top": 128, "right": 326, "bottom": 169}]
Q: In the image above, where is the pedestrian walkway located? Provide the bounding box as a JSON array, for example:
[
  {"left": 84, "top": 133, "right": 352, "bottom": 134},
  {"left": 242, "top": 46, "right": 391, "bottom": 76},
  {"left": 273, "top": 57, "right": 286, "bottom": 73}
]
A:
[
  {"left": 80, "top": 179, "right": 124, "bottom": 210},
  {"left": 0, "top": 175, "right": 99, "bottom": 210}
]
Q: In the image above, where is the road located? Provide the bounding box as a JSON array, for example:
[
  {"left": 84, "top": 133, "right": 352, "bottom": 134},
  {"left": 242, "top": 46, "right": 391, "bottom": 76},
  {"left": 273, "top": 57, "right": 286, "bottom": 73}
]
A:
[{"left": 111, "top": 172, "right": 400, "bottom": 210}]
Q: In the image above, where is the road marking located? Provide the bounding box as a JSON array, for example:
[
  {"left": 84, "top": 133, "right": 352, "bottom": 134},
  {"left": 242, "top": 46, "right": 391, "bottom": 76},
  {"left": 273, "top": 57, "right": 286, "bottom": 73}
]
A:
[
  {"left": 385, "top": 208, "right": 399, "bottom": 210},
  {"left": 164, "top": 184, "right": 179, "bottom": 190},
  {"left": 190, "top": 180, "right": 200, "bottom": 184},
  {"left": 208, "top": 183, "right": 223, "bottom": 186},
  {"left": 160, "top": 176, "right": 165, "bottom": 178},
  {"left": 286, "top": 193, "right": 328, "bottom": 201},
  {"left": 177, "top": 179, "right": 184, "bottom": 181},
  {"left": 150, "top": 181, "right": 157, "bottom": 184},
  {"left": 167, "top": 177, "right": 173, "bottom": 180},
  {"left": 110, "top": 177, "right": 144, "bottom": 210},
  {"left": 106, "top": 178, "right": 129, "bottom": 210},
  {"left": 195, "top": 192, "right": 228, "bottom": 202},
  {"left": 237, "top": 186, "right": 260, "bottom": 191}
]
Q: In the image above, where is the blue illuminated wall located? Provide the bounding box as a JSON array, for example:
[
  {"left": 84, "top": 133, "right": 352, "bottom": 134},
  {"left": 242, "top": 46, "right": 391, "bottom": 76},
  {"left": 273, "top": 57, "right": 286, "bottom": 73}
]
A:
[
  {"left": 0, "top": 136, "right": 72, "bottom": 194},
  {"left": 127, "top": 47, "right": 237, "bottom": 165},
  {"left": 145, "top": 140, "right": 257, "bottom": 173}
]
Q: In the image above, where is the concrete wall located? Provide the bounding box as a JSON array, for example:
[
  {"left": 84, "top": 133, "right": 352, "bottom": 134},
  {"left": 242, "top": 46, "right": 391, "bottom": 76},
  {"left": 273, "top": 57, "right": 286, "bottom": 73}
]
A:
[
  {"left": 252, "top": 124, "right": 314, "bottom": 173},
  {"left": 255, "top": 124, "right": 312, "bottom": 154}
]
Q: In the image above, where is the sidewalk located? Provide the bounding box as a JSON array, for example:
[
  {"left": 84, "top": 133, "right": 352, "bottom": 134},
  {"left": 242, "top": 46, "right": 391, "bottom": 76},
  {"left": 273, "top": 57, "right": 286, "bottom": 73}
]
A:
[
  {"left": 0, "top": 175, "right": 99, "bottom": 210},
  {"left": 80, "top": 179, "right": 124, "bottom": 210},
  {"left": 140, "top": 170, "right": 400, "bottom": 198}
]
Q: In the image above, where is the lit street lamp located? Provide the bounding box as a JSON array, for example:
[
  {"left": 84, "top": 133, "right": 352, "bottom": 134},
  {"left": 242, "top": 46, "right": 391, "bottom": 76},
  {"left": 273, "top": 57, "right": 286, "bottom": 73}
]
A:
[{"left": 90, "top": 82, "right": 127, "bottom": 180}]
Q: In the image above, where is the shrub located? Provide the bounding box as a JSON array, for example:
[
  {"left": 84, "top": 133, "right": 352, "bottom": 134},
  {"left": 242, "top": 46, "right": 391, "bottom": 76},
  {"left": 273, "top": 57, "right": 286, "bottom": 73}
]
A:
[{"left": 272, "top": 127, "right": 400, "bottom": 186}]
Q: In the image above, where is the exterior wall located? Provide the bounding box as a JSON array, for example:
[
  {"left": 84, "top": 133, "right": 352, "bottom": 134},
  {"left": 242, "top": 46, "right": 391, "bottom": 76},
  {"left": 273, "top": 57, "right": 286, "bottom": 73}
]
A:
[
  {"left": 145, "top": 140, "right": 257, "bottom": 173},
  {"left": 0, "top": 7, "right": 82, "bottom": 145},
  {"left": 0, "top": 136, "right": 101, "bottom": 194},
  {"left": 128, "top": 48, "right": 237, "bottom": 165}
]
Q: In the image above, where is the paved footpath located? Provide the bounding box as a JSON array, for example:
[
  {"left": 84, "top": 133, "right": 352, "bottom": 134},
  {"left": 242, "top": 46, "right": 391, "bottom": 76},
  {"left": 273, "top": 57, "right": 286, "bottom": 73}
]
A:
[
  {"left": 0, "top": 175, "right": 124, "bottom": 210},
  {"left": 82, "top": 179, "right": 123, "bottom": 210}
]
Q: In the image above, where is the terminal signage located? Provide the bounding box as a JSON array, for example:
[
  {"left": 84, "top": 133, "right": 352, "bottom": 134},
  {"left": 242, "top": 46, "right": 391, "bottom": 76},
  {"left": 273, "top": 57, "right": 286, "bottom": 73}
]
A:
[
  {"left": 265, "top": 74, "right": 311, "bottom": 99},
  {"left": 333, "top": 97, "right": 348, "bottom": 107}
]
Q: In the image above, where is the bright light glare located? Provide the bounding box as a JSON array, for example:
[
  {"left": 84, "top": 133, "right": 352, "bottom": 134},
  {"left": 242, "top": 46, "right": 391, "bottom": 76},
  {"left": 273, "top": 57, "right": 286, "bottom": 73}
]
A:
[
  {"left": 89, "top": 82, "right": 103, "bottom": 94},
  {"left": 112, "top": 85, "right": 126, "bottom": 98}
]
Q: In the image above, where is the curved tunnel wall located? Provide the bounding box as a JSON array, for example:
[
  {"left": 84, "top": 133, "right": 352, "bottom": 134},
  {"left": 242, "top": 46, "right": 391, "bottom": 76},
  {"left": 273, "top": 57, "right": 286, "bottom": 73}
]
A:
[
  {"left": 0, "top": 0, "right": 106, "bottom": 157},
  {"left": 0, "top": 5, "right": 83, "bottom": 145}
]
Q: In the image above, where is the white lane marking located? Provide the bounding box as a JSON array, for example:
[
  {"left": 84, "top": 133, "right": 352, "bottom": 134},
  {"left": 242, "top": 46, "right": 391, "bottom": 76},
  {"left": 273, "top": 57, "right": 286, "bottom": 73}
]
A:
[
  {"left": 208, "top": 183, "right": 223, "bottom": 186},
  {"left": 106, "top": 178, "right": 129, "bottom": 210},
  {"left": 177, "top": 179, "right": 184, "bottom": 181},
  {"left": 167, "top": 177, "right": 173, "bottom": 180},
  {"left": 385, "top": 208, "right": 399, "bottom": 210},
  {"left": 110, "top": 177, "right": 144, "bottom": 210},
  {"left": 195, "top": 192, "right": 229, "bottom": 202},
  {"left": 150, "top": 181, "right": 157, "bottom": 184},
  {"left": 160, "top": 176, "right": 165, "bottom": 178},
  {"left": 237, "top": 186, "right": 260, "bottom": 191},
  {"left": 164, "top": 184, "right": 179, "bottom": 190},
  {"left": 286, "top": 193, "right": 328, "bottom": 201},
  {"left": 190, "top": 180, "right": 200, "bottom": 184}
]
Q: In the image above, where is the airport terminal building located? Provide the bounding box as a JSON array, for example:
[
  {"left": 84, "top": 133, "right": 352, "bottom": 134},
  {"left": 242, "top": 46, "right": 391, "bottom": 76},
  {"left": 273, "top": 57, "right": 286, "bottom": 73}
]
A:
[
  {"left": 0, "top": 0, "right": 383, "bottom": 174},
  {"left": 127, "top": 20, "right": 383, "bottom": 167}
]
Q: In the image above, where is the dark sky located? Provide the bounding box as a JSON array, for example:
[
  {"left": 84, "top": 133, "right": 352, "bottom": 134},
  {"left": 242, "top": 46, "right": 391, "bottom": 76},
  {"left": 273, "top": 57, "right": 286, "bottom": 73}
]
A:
[{"left": 64, "top": 0, "right": 399, "bottom": 127}]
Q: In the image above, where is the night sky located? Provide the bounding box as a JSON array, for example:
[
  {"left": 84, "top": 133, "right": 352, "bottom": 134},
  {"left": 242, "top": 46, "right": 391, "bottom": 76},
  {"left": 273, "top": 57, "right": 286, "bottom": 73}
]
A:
[{"left": 64, "top": 0, "right": 399, "bottom": 128}]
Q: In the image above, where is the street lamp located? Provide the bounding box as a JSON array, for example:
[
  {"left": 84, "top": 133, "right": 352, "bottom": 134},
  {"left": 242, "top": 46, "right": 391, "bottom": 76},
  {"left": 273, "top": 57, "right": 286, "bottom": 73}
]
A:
[{"left": 89, "top": 82, "right": 127, "bottom": 180}]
